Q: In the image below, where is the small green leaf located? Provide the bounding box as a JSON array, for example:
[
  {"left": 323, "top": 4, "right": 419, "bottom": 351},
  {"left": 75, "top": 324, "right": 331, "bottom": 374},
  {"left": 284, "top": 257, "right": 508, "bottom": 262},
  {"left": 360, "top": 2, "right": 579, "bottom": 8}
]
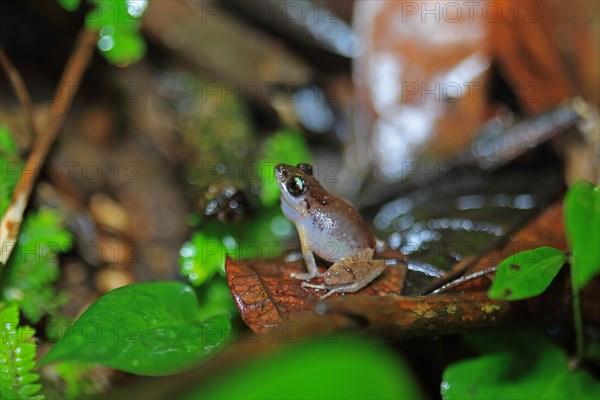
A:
[
  {"left": 180, "top": 232, "right": 226, "bottom": 286},
  {"left": 97, "top": 31, "right": 146, "bottom": 66},
  {"left": 488, "top": 247, "right": 566, "bottom": 300},
  {"left": 183, "top": 335, "right": 423, "bottom": 400},
  {"left": 441, "top": 331, "right": 600, "bottom": 400},
  {"left": 83, "top": 0, "right": 147, "bottom": 66},
  {"left": 42, "top": 282, "right": 230, "bottom": 375},
  {"left": 57, "top": 0, "right": 81, "bottom": 12},
  {"left": 180, "top": 208, "right": 292, "bottom": 287},
  {"left": 85, "top": 1, "right": 141, "bottom": 32},
  {"left": 565, "top": 181, "right": 600, "bottom": 290}
]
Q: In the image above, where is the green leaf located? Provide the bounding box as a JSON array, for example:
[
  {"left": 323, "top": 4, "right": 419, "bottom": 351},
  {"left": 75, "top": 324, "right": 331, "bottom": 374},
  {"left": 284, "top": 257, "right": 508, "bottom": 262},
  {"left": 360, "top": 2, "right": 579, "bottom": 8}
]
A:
[
  {"left": 57, "top": 0, "right": 81, "bottom": 12},
  {"left": 180, "top": 232, "right": 226, "bottom": 286},
  {"left": 83, "top": 0, "right": 147, "bottom": 66},
  {"left": 565, "top": 181, "right": 600, "bottom": 290},
  {"left": 85, "top": 1, "right": 142, "bottom": 32},
  {"left": 97, "top": 31, "right": 146, "bottom": 66},
  {"left": 183, "top": 335, "right": 423, "bottom": 400},
  {"left": 258, "top": 129, "right": 312, "bottom": 206},
  {"left": 488, "top": 247, "right": 567, "bottom": 300},
  {"left": 441, "top": 331, "right": 600, "bottom": 400},
  {"left": 180, "top": 207, "right": 292, "bottom": 287},
  {"left": 42, "top": 282, "right": 230, "bottom": 375}
]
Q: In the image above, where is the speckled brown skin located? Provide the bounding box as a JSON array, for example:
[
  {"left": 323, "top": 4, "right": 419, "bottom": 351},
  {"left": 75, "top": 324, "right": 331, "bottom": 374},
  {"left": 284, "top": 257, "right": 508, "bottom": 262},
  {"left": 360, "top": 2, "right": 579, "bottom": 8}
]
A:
[{"left": 275, "top": 163, "right": 386, "bottom": 299}]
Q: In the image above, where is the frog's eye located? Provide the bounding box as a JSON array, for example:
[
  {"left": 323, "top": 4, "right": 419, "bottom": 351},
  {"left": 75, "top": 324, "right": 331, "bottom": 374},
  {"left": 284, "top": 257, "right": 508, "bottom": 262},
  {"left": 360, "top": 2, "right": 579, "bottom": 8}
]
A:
[
  {"left": 296, "top": 163, "right": 313, "bottom": 176},
  {"left": 287, "top": 176, "right": 306, "bottom": 197}
]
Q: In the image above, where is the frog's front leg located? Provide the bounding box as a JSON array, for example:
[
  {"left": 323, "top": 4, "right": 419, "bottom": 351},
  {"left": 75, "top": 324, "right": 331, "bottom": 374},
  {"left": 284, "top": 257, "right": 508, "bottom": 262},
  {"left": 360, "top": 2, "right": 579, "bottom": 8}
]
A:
[
  {"left": 290, "top": 226, "right": 324, "bottom": 280},
  {"left": 302, "top": 249, "right": 387, "bottom": 299}
]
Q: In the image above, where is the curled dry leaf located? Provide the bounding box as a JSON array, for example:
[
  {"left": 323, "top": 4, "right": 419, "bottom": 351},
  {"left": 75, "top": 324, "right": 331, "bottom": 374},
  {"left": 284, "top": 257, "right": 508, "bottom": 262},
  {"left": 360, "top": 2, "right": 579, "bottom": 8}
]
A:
[{"left": 226, "top": 256, "right": 406, "bottom": 332}]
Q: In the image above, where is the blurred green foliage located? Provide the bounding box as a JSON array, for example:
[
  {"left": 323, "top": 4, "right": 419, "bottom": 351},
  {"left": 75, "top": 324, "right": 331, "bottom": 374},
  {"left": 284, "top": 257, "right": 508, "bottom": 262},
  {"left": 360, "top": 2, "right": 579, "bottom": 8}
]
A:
[
  {"left": 180, "top": 232, "right": 225, "bottom": 286},
  {"left": 0, "top": 303, "right": 44, "bottom": 400},
  {"left": 44, "top": 361, "right": 98, "bottom": 399},
  {"left": 258, "top": 129, "right": 313, "bottom": 207},
  {"left": 57, "top": 0, "right": 80, "bottom": 12},
  {"left": 1, "top": 208, "right": 73, "bottom": 323},
  {"left": 0, "top": 124, "right": 21, "bottom": 217},
  {"left": 58, "top": 0, "right": 147, "bottom": 65},
  {"left": 447, "top": 182, "right": 600, "bottom": 399},
  {"left": 441, "top": 330, "right": 600, "bottom": 400},
  {"left": 180, "top": 207, "right": 293, "bottom": 286},
  {"left": 180, "top": 128, "right": 307, "bottom": 288},
  {"left": 42, "top": 282, "right": 230, "bottom": 375},
  {"left": 488, "top": 247, "right": 566, "bottom": 300},
  {"left": 183, "top": 335, "right": 423, "bottom": 400}
]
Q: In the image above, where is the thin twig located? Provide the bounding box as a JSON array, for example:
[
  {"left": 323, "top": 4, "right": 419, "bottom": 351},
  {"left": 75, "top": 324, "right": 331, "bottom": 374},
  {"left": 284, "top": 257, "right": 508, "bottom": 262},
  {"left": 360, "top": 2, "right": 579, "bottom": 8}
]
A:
[
  {"left": 0, "top": 29, "right": 97, "bottom": 265},
  {"left": 0, "top": 47, "right": 37, "bottom": 137},
  {"left": 428, "top": 267, "right": 497, "bottom": 295}
]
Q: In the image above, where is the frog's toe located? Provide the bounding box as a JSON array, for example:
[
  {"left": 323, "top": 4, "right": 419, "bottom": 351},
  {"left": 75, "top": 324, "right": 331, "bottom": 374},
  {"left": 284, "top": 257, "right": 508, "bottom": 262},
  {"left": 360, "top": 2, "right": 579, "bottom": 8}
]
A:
[
  {"left": 319, "top": 288, "right": 345, "bottom": 300},
  {"left": 301, "top": 282, "right": 327, "bottom": 290},
  {"left": 290, "top": 271, "right": 324, "bottom": 280},
  {"left": 301, "top": 282, "right": 347, "bottom": 300}
]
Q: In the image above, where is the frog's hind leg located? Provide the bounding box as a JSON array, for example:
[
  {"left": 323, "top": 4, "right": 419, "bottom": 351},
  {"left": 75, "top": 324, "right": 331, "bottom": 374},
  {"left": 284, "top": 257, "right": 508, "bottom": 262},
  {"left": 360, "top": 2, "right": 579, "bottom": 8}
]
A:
[
  {"left": 301, "top": 250, "right": 386, "bottom": 300},
  {"left": 302, "top": 278, "right": 381, "bottom": 300}
]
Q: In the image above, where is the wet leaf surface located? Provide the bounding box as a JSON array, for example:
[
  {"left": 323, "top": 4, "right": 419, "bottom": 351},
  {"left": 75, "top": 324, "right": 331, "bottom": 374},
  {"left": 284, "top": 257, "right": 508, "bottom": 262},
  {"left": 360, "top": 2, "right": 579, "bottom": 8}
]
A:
[{"left": 42, "top": 282, "right": 230, "bottom": 375}]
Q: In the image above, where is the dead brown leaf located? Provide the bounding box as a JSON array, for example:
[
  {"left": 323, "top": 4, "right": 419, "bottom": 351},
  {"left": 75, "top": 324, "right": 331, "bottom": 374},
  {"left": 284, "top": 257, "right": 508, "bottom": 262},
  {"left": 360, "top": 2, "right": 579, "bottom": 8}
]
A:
[{"left": 226, "top": 256, "right": 406, "bottom": 332}]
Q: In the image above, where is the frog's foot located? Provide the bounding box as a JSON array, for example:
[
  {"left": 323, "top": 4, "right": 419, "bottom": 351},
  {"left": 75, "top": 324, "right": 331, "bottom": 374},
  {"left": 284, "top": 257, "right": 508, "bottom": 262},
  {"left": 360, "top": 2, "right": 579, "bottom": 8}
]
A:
[
  {"left": 302, "top": 281, "right": 365, "bottom": 300},
  {"left": 290, "top": 271, "right": 324, "bottom": 280}
]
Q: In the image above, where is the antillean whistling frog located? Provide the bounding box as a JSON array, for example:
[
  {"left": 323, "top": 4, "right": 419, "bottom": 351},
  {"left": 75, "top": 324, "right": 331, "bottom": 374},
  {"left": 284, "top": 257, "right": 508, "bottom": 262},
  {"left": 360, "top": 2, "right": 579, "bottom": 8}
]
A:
[{"left": 274, "top": 163, "right": 388, "bottom": 299}]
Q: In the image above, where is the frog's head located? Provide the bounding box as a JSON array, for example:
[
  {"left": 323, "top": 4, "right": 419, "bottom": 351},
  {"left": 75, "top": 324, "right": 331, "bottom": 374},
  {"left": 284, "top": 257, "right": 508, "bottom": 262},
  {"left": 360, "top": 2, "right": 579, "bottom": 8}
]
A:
[{"left": 274, "top": 163, "right": 316, "bottom": 220}]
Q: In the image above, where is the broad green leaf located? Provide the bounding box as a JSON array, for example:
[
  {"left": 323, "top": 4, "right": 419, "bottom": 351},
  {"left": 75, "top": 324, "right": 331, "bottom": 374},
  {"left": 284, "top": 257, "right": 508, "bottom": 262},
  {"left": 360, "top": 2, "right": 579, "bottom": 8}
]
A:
[
  {"left": 488, "top": 247, "right": 566, "bottom": 300},
  {"left": 258, "top": 129, "right": 312, "bottom": 206},
  {"left": 183, "top": 335, "right": 423, "bottom": 400},
  {"left": 441, "top": 331, "right": 600, "bottom": 400},
  {"left": 565, "top": 181, "right": 600, "bottom": 290},
  {"left": 57, "top": 0, "right": 81, "bottom": 12},
  {"left": 42, "top": 282, "right": 230, "bottom": 375}
]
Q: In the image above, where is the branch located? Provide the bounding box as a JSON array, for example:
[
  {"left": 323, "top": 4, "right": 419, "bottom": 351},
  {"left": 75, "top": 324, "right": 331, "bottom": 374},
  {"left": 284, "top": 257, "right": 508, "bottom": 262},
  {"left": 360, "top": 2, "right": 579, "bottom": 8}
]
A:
[
  {"left": 0, "top": 47, "right": 37, "bottom": 137},
  {"left": 0, "top": 29, "right": 97, "bottom": 265}
]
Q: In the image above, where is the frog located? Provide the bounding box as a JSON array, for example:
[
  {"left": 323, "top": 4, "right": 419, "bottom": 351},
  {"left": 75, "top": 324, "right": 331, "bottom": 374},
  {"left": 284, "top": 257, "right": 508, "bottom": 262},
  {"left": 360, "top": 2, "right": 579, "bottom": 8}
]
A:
[{"left": 274, "top": 163, "right": 388, "bottom": 299}]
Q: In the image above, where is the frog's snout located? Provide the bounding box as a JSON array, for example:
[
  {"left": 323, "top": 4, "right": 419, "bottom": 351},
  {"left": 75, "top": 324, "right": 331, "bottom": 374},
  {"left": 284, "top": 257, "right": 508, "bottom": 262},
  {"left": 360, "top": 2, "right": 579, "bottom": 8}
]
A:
[{"left": 274, "top": 163, "right": 289, "bottom": 181}]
